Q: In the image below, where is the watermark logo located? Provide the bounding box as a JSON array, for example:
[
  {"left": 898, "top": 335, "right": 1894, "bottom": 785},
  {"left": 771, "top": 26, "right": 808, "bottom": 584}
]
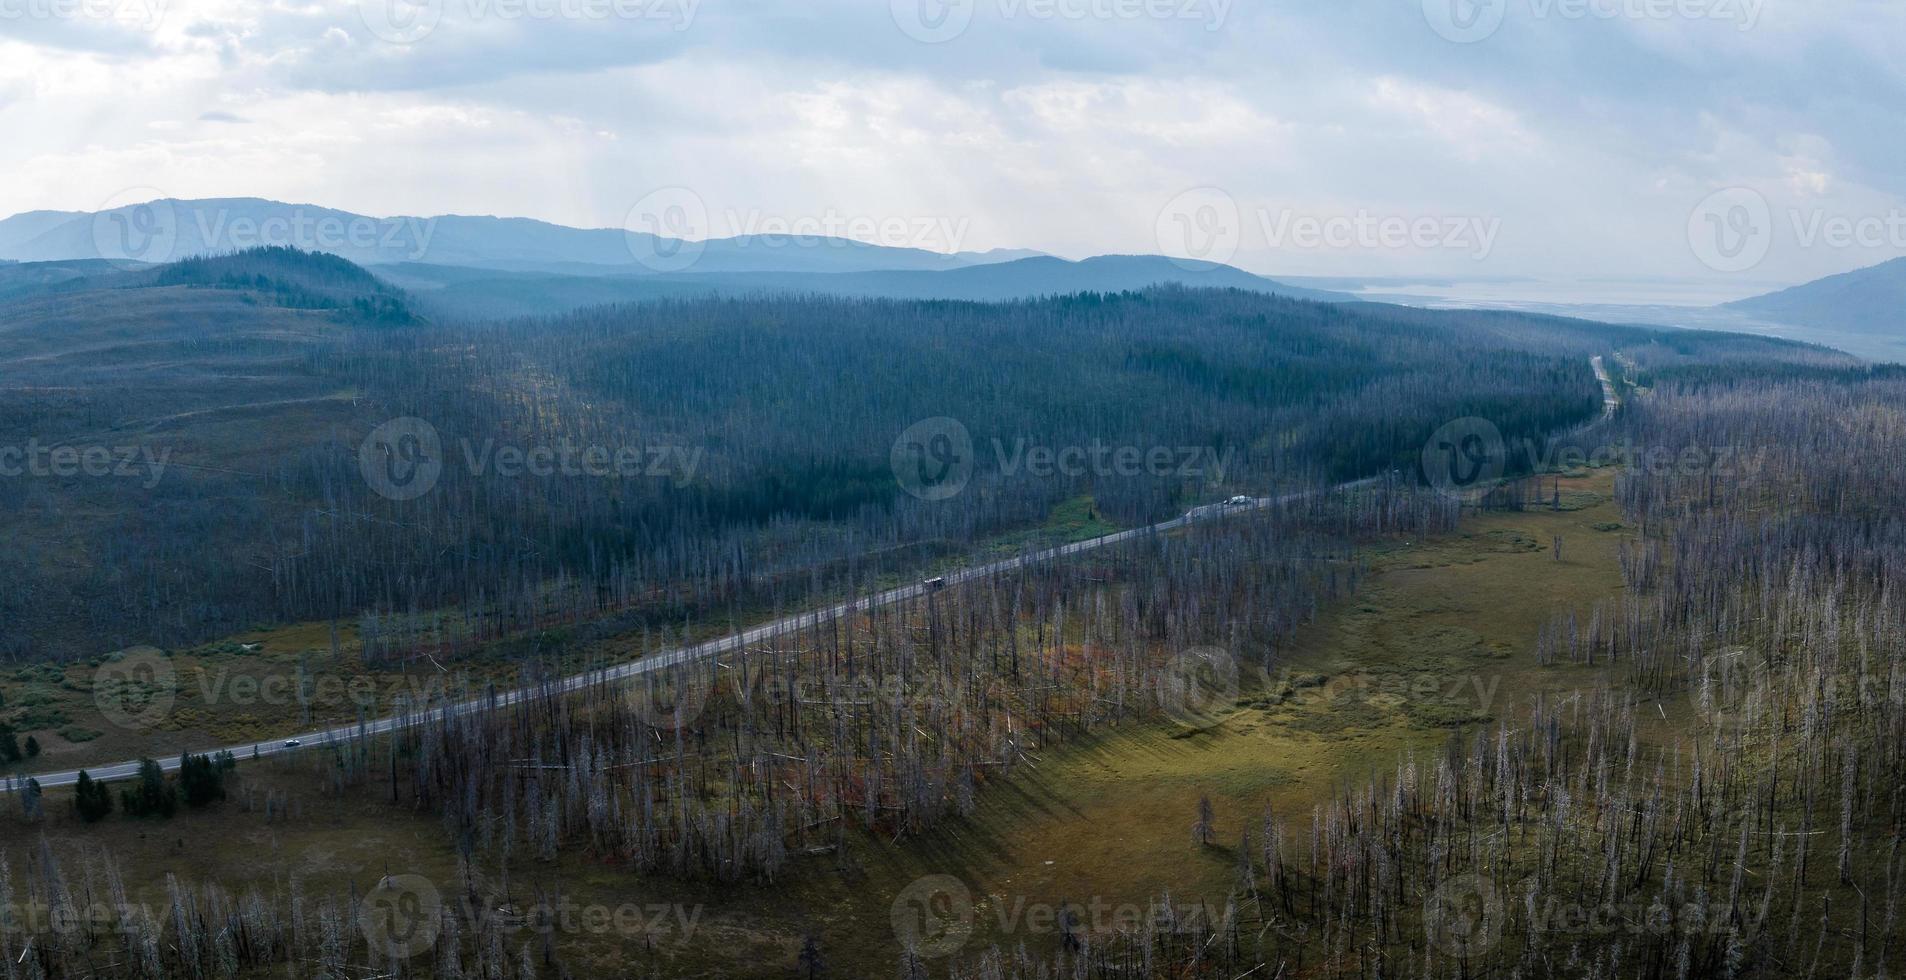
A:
[
  {"left": 1421, "top": 417, "right": 1505, "bottom": 497},
  {"left": 358, "top": 417, "right": 703, "bottom": 500},
  {"left": 1426, "top": 0, "right": 1762, "bottom": 43},
  {"left": 360, "top": 0, "right": 698, "bottom": 44},
  {"left": 1156, "top": 187, "right": 1242, "bottom": 268},
  {"left": 361, "top": 874, "right": 443, "bottom": 960},
  {"left": 90, "top": 190, "right": 177, "bottom": 269},
  {"left": 359, "top": 0, "right": 442, "bottom": 43},
  {"left": 360, "top": 417, "right": 444, "bottom": 502},
  {"left": 891, "top": 875, "right": 975, "bottom": 958},
  {"left": 890, "top": 0, "right": 975, "bottom": 42},
  {"left": 628, "top": 663, "right": 710, "bottom": 731},
  {"left": 0, "top": 440, "right": 170, "bottom": 489},
  {"left": 1688, "top": 187, "right": 1773, "bottom": 273},
  {"left": 1157, "top": 646, "right": 1239, "bottom": 730},
  {"left": 92, "top": 648, "right": 177, "bottom": 731},
  {"left": 1691, "top": 647, "right": 1755, "bottom": 730},
  {"left": 191, "top": 207, "right": 438, "bottom": 260},
  {"left": 723, "top": 208, "right": 972, "bottom": 254},
  {"left": 892, "top": 417, "right": 975, "bottom": 502},
  {"left": 624, "top": 187, "right": 709, "bottom": 273},
  {"left": 1260, "top": 209, "right": 1501, "bottom": 260},
  {"left": 1308, "top": 669, "right": 1503, "bottom": 715},
  {"left": 1688, "top": 186, "right": 1906, "bottom": 273},
  {"left": 892, "top": 0, "right": 1229, "bottom": 40},
  {"left": 1423, "top": 0, "right": 1505, "bottom": 42},
  {"left": 1425, "top": 874, "right": 1502, "bottom": 957},
  {"left": 0, "top": 0, "right": 167, "bottom": 30}
]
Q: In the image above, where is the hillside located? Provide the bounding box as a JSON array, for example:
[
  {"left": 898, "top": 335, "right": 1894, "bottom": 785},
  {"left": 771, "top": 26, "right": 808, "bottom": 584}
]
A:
[
  {"left": 0, "top": 251, "right": 1829, "bottom": 663},
  {"left": 0, "top": 198, "right": 1044, "bottom": 274},
  {"left": 1722, "top": 255, "right": 1906, "bottom": 335},
  {"left": 385, "top": 253, "right": 1355, "bottom": 319}
]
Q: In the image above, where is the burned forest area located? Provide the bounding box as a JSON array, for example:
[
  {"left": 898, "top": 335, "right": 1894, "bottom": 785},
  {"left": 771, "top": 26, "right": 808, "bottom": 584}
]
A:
[{"left": 1, "top": 250, "right": 1902, "bottom": 980}]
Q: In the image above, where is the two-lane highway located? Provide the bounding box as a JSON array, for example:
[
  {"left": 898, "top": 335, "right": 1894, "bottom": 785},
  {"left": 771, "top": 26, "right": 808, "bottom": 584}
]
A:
[
  {"left": 9, "top": 353, "right": 1614, "bottom": 794},
  {"left": 7, "top": 481, "right": 1356, "bottom": 792}
]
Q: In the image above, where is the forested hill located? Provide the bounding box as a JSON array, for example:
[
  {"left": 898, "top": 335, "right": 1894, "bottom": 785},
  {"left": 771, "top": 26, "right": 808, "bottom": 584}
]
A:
[
  {"left": 0, "top": 276, "right": 1828, "bottom": 660},
  {"left": 144, "top": 246, "right": 416, "bottom": 323}
]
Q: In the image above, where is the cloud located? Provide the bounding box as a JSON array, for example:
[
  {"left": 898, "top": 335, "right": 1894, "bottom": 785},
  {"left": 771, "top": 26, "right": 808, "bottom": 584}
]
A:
[{"left": 0, "top": 0, "right": 1902, "bottom": 285}]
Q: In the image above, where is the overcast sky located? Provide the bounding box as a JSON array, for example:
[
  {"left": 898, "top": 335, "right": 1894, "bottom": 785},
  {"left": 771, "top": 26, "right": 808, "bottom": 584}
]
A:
[{"left": 3, "top": 0, "right": 1903, "bottom": 289}]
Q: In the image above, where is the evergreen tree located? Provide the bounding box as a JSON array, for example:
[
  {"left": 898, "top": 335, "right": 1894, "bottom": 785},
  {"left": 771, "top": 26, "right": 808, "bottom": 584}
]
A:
[
  {"left": 798, "top": 932, "right": 826, "bottom": 979},
  {"left": 120, "top": 758, "right": 177, "bottom": 818},
  {"left": 179, "top": 750, "right": 233, "bottom": 807},
  {"left": 19, "top": 776, "right": 42, "bottom": 821},
  {"left": 73, "top": 770, "right": 113, "bottom": 822}
]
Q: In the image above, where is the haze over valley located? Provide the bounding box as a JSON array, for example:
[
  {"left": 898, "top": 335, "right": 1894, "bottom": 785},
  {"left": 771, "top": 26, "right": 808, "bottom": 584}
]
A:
[{"left": 2, "top": 2, "right": 1904, "bottom": 978}]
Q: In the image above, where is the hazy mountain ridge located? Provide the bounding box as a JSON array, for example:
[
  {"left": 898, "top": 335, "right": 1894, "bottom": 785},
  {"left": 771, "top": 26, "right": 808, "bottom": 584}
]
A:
[
  {"left": 1723, "top": 256, "right": 1906, "bottom": 337},
  {"left": 0, "top": 198, "right": 1045, "bottom": 275},
  {"left": 383, "top": 253, "right": 1357, "bottom": 319}
]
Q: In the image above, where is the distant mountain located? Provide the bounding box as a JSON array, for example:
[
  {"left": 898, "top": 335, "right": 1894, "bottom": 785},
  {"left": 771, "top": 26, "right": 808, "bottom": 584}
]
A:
[
  {"left": 713, "top": 254, "right": 1357, "bottom": 304},
  {"left": 0, "top": 210, "right": 86, "bottom": 254},
  {"left": 384, "top": 254, "right": 1356, "bottom": 320},
  {"left": 0, "top": 198, "right": 1046, "bottom": 275},
  {"left": 0, "top": 258, "right": 127, "bottom": 302},
  {"left": 1723, "top": 257, "right": 1906, "bottom": 337}
]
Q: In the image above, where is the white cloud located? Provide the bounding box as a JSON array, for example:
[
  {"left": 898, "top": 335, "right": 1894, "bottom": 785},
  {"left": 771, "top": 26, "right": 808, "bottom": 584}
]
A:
[{"left": 1, "top": 0, "right": 1903, "bottom": 285}]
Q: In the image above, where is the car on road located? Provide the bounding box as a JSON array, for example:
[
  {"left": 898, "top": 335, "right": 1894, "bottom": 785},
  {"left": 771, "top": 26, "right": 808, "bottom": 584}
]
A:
[
  {"left": 1225, "top": 495, "right": 1255, "bottom": 507},
  {"left": 924, "top": 576, "right": 946, "bottom": 590},
  {"left": 283, "top": 739, "right": 301, "bottom": 748}
]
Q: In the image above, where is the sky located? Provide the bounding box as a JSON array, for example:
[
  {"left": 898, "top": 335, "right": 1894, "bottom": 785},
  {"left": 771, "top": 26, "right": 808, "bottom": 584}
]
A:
[{"left": 2, "top": 0, "right": 1904, "bottom": 292}]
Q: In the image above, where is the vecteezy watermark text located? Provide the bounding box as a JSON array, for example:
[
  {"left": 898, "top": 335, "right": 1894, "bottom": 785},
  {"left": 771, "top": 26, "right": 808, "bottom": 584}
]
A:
[
  {"left": 0, "top": 0, "right": 165, "bottom": 29},
  {"left": 891, "top": 875, "right": 1234, "bottom": 958},
  {"left": 1420, "top": 416, "right": 1771, "bottom": 497},
  {"left": 890, "top": 0, "right": 1232, "bottom": 43},
  {"left": 1260, "top": 209, "right": 1501, "bottom": 259},
  {"left": 360, "top": 874, "right": 703, "bottom": 960},
  {"left": 1155, "top": 189, "right": 1503, "bottom": 267},
  {"left": 0, "top": 441, "right": 170, "bottom": 489},
  {"left": 86, "top": 195, "right": 440, "bottom": 266},
  {"left": 1690, "top": 186, "right": 1906, "bottom": 273},
  {"left": 1423, "top": 0, "right": 1764, "bottom": 44},
  {"left": 890, "top": 417, "right": 1235, "bottom": 502},
  {"left": 360, "top": 0, "right": 701, "bottom": 44},
  {"left": 620, "top": 188, "right": 976, "bottom": 273},
  {"left": 358, "top": 417, "right": 702, "bottom": 502}
]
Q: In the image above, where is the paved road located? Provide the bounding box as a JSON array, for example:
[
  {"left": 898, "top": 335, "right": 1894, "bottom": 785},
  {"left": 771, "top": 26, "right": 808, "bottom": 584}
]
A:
[
  {"left": 6, "top": 481, "right": 1361, "bottom": 792},
  {"left": 1591, "top": 355, "right": 1620, "bottom": 417},
  {"left": 9, "top": 356, "right": 1611, "bottom": 794}
]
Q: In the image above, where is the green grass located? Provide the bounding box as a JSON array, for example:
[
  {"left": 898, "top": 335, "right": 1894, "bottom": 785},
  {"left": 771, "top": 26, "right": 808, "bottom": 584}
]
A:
[
  {"left": 5, "top": 471, "right": 1643, "bottom": 977},
  {"left": 7, "top": 470, "right": 1683, "bottom": 978}
]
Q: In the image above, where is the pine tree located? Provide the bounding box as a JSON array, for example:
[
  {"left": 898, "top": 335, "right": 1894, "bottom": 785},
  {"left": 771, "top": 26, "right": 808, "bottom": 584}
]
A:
[
  {"left": 121, "top": 758, "right": 177, "bottom": 818},
  {"left": 798, "top": 932, "right": 826, "bottom": 979},
  {"left": 1193, "top": 795, "right": 1216, "bottom": 847},
  {"left": 74, "top": 771, "right": 113, "bottom": 822}
]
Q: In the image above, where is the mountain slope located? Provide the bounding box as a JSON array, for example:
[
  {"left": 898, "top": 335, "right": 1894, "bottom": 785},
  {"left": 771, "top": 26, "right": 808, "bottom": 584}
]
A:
[
  {"left": 0, "top": 198, "right": 1043, "bottom": 275},
  {"left": 0, "top": 209, "right": 86, "bottom": 252},
  {"left": 1723, "top": 256, "right": 1906, "bottom": 336},
  {"left": 383, "top": 254, "right": 1357, "bottom": 319}
]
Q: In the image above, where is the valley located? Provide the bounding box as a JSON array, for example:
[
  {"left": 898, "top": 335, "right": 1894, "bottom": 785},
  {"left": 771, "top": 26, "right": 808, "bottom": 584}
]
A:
[{"left": 9, "top": 4, "right": 1906, "bottom": 975}]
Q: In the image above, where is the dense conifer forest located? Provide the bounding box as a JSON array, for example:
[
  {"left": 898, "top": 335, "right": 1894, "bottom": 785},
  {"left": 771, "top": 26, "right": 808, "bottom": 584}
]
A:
[{"left": 7, "top": 254, "right": 1802, "bottom": 661}]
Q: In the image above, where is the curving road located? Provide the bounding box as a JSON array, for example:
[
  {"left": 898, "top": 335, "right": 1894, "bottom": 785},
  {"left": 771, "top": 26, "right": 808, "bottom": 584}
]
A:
[
  {"left": 1591, "top": 355, "right": 1620, "bottom": 417},
  {"left": 8, "top": 356, "right": 1614, "bottom": 794},
  {"left": 6, "top": 481, "right": 1362, "bottom": 792}
]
